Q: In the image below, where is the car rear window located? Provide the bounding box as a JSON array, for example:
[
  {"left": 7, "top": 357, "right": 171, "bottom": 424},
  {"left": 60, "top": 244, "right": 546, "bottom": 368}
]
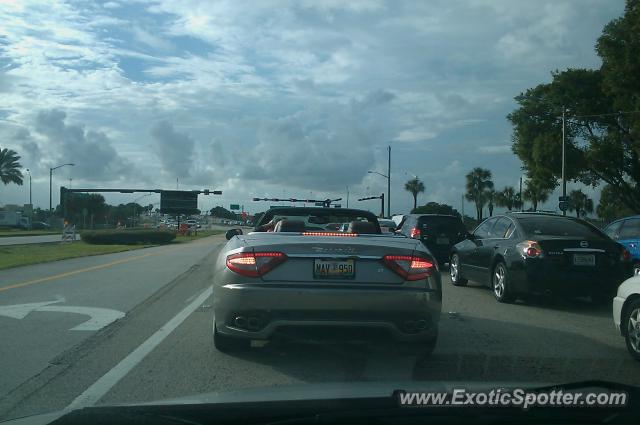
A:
[
  {"left": 418, "top": 216, "right": 465, "bottom": 234},
  {"left": 518, "top": 217, "right": 605, "bottom": 238}
]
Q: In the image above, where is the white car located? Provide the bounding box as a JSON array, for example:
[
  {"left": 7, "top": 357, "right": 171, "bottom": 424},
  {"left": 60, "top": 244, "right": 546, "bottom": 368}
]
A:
[{"left": 613, "top": 276, "right": 640, "bottom": 360}]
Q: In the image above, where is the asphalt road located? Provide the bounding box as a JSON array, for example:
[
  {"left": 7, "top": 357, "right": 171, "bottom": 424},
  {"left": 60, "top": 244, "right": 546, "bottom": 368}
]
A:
[{"left": 1, "top": 239, "right": 639, "bottom": 420}]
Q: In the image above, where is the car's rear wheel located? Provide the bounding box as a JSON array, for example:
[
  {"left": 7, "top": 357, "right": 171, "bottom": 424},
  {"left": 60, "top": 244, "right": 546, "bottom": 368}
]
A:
[
  {"left": 624, "top": 299, "right": 640, "bottom": 361},
  {"left": 492, "top": 261, "right": 515, "bottom": 303},
  {"left": 450, "top": 254, "right": 467, "bottom": 286},
  {"left": 213, "top": 320, "right": 249, "bottom": 352}
]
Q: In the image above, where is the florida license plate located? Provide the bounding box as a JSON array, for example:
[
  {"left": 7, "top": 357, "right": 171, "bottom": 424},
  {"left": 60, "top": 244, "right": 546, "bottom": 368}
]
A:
[
  {"left": 313, "top": 259, "right": 355, "bottom": 279},
  {"left": 573, "top": 254, "right": 595, "bottom": 266}
]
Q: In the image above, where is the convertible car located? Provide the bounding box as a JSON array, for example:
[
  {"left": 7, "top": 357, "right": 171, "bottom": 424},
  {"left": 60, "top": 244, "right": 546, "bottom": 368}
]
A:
[{"left": 213, "top": 207, "right": 442, "bottom": 354}]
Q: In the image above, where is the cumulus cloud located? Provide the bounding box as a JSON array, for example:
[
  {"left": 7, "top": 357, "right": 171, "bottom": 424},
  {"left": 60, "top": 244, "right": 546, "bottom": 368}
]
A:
[
  {"left": 33, "top": 109, "right": 135, "bottom": 181},
  {"left": 150, "top": 120, "right": 195, "bottom": 179},
  {"left": 477, "top": 144, "right": 512, "bottom": 154}
]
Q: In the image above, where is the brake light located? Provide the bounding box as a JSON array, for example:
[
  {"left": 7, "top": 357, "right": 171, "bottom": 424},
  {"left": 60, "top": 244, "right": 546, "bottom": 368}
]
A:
[
  {"left": 621, "top": 247, "right": 632, "bottom": 262},
  {"left": 302, "top": 232, "right": 357, "bottom": 237},
  {"left": 516, "top": 240, "right": 543, "bottom": 258},
  {"left": 410, "top": 227, "right": 421, "bottom": 238},
  {"left": 382, "top": 255, "right": 434, "bottom": 281},
  {"left": 226, "top": 252, "right": 287, "bottom": 277}
]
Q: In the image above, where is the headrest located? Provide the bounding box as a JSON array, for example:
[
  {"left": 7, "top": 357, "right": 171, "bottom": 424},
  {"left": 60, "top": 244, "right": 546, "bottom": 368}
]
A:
[
  {"left": 274, "top": 219, "right": 306, "bottom": 233},
  {"left": 347, "top": 221, "right": 377, "bottom": 234}
]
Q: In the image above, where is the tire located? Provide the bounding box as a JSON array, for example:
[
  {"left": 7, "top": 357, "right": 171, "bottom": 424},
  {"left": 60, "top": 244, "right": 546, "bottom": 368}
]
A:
[
  {"left": 449, "top": 254, "right": 468, "bottom": 286},
  {"left": 213, "top": 321, "right": 249, "bottom": 352},
  {"left": 492, "top": 261, "right": 516, "bottom": 303},
  {"left": 623, "top": 299, "right": 640, "bottom": 361}
]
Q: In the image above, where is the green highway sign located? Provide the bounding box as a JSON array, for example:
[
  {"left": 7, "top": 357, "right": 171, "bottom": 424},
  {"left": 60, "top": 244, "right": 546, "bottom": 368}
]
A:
[{"left": 230, "top": 204, "right": 240, "bottom": 210}]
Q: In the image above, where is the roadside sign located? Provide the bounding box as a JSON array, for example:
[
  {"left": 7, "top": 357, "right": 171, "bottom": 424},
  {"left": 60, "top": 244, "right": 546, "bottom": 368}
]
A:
[
  {"left": 559, "top": 196, "right": 569, "bottom": 202},
  {"left": 559, "top": 201, "right": 567, "bottom": 212},
  {"left": 230, "top": 204, "right": 240, "bottom": 210},
  {"left": 160, "top": 191, "right": 198, "bottom": 214}
]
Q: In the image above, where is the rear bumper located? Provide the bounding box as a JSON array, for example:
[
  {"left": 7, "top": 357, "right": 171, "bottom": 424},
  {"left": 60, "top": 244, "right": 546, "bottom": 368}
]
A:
[
  {"left": 613, "top": 296, "right": 625, "bottom": 335},
  {"left": 509, "top": 262, "right": 631, "bottom": 296},
  {"left": 214, "top": 281, "right": 442, "bottom": 342}
]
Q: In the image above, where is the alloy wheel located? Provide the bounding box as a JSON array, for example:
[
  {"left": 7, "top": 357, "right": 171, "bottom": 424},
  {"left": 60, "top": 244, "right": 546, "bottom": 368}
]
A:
[
  {"left": 628, "top": 308, "right": 640, "bottom": 354},
  {"left": 493, "top": 264, "right": 505, "bottom": 299}
]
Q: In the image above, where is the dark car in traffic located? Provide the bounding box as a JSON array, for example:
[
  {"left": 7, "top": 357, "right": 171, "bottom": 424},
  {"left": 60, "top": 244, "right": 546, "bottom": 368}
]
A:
[
  {"left": 397, "top": 214, "right": 467, "bottom": 266},
  {"left": 449, "top": 212, "right": 633, "bottom": 304}
]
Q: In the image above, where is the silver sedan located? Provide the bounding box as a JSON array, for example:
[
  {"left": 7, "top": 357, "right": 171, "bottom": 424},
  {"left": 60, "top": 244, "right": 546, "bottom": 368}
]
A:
[{"left": 212, "top": 207, "right": 442, "bottom": 354}]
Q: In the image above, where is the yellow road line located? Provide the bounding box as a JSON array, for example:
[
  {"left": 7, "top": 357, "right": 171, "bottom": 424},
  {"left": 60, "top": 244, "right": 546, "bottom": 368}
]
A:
[
  {"left": 0, "top": 251, "right": 162, "bottom": 293},
  {"left": 0, "top": 234, "right": 224, "bottom": 294}
]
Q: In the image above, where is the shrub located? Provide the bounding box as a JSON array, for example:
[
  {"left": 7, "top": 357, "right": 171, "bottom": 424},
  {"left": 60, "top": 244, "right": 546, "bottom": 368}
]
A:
[{"left": 80, "top": 229, "right": 176, "bottom": 245}]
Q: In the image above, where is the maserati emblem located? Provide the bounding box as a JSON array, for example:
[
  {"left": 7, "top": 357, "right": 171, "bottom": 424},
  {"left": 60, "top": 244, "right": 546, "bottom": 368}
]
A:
[{"left": 580, "top": 241, "right": 589, "bottom": 248}]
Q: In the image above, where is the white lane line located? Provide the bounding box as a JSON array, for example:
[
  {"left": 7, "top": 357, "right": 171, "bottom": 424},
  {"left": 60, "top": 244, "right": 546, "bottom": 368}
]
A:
[{"left": 66, "top": 285, "right": 213, "bottom": 410}]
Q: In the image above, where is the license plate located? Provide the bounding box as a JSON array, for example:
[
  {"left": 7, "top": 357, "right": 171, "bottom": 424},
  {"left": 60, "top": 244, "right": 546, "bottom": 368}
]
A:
[
  {"left": 436, "top": 237, "right": 450, "bottom": 245},
  {"left": 313, "top": 259, "right": 355, "bottom": 279},
  {"left": 573, "top": 254, "right": 595, "bottom": 266}
]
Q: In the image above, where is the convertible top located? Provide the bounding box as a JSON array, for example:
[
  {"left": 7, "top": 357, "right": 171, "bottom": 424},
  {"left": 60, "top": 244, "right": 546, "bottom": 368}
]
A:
[{"left": 255, "top": 207, "right": 380, "bottom": 231}]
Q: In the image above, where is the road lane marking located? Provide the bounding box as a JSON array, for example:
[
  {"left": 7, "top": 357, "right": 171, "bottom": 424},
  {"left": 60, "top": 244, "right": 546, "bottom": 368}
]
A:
[
  {"left": 66, "top": 285, "right": 213, "bottom": 410},
  {"left": 0, "top": 251, "right": 161, "bottom": 293},
  {"left": 0, "top": 236, "right": 223, "bottom": 293},
  {"left": 0, "top": 297, "right": 125, "bottom": 331}
]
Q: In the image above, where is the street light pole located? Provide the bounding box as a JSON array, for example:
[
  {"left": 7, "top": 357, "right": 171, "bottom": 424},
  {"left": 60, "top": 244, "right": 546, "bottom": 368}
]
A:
[
  {"left": 387, "top": 145, "right": 391, "bottom": 218},
  {"left": 26, "top": 169, "right": 32, "bottom": 206},
  {"left": 49, "top": 163, "right": 75, "bottom": 224},
  {"left": 561, "top": 106, "right": 567, "bottom": 216}
]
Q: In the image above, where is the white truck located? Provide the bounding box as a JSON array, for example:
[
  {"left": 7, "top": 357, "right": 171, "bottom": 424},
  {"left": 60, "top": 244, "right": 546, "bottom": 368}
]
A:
[{"left": 0, "top": 210, "right": 30, "bottom": 228}]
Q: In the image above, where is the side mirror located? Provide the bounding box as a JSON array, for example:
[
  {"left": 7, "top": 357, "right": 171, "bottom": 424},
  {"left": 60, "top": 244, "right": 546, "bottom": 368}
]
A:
[{"left": 225, "top": 228, "right": 243, "bottom": 240}]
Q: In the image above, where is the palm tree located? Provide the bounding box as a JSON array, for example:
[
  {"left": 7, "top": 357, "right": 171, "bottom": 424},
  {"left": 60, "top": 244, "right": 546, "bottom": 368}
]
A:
[
  {"left": 465, "top": 167, "right": 493, "bottom": 221},
  {"left": 0, "top": 148, "right": 24, "bottom": 186},
  {"left": 523, "top": 178, "right": 553, "bottom": 211},
  {"left": 495, "top": 186, "right": 518, "bottom": 211},
  {"left": 487, "top": 189, "right": 496, "bottom": 217},
  {"left": 568, "top": 189, "right": 594, "bottom": 218},
  {"left": 405, "top": 177, "right": 425, "bottom": 212}
]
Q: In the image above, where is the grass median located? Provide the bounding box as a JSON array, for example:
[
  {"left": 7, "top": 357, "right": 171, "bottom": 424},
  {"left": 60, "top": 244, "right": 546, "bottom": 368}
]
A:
[{"left": 0, "top": 230, "right": 226, "bottom": 270}]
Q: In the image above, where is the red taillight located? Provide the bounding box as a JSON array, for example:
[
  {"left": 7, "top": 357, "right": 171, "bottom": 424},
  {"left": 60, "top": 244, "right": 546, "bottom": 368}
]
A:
[
  {"left": 410, "top": 227, "right": 421, "bottom": 238},
  {"left": 302, "top": 232, "right": 357, "bottom": 237},
  {"left": 621, "top": 247, "right": 632, "bottom": 262},
  {"left": 226, "top": 252, "right": 287, "bottom": 277},
  {"left": 516, "top": 241, "right": 543, "bottom": 258},
  {"left": 382, "top": 255, "right": 434, "bottom": 281}
]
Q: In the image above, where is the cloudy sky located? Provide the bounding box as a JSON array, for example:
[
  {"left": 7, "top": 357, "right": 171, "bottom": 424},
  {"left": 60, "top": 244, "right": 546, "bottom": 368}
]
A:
[{"left": 0, "top": 0, "right": 625, "bottom": 215}]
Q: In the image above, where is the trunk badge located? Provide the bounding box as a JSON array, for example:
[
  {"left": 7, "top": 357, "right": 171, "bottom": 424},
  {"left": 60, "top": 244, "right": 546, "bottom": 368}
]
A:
[{"left": 580, "top": 241, "right": 589, "bottom": 248}]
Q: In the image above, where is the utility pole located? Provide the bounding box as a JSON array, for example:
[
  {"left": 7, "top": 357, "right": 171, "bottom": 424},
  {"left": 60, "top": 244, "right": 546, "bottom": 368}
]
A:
[
  {"left": 346, "top": 186, "right": 349, "bottom": 208},
  {"left": 561, "top": 106, "right": 567, "bottom": 216},
  {"left": 387, "top": 145, "right": 391, "bottom": 218},
  {"left": 461, "top": 194, "right": 464, "bottom": 218}
]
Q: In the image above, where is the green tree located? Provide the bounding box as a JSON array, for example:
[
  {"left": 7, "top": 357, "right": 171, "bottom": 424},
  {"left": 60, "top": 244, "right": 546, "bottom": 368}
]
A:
[
  {"left": 597, "top": 184, "right": 634, "bottom": 222},
  {"left": 465, "top": 167, "right": 494, "bottom": 221},
  {"left": 495, "top": 186, "right": 518, "bottom": 211},
  {"left": 210, "top": 206, "right": 236, "bottom": 220},
  {"left": 508, "top": 2, "right": 640, "bottom": 211},
  {"left": 412, "top": 202, "right": 460, "bottom": 216},
  {"left": 487, "top": 189, "right": 496, "bottom": 217},
  {"left": 0, "top": 148, "right": 24, "bottom": 186},
  {"left": 568, "top": 189, "right": 594, "bottom": 218},
  {"left": 404, "top": 177, "right": 425, "bottom": 211},
  {"left": 522, "top": 177, "right": 555, "bottom": 212}
]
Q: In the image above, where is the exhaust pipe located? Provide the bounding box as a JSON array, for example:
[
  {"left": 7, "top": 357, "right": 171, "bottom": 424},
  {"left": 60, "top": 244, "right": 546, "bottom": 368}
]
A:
[
  {"left": 415, "top": 319, "right": 427, "bottom": 330},
  {"left": 247, "top": 317, "right": 261, "bottom": 330},
  {"left": 234, "top": 316, "right": 247, "bottom": 328}
]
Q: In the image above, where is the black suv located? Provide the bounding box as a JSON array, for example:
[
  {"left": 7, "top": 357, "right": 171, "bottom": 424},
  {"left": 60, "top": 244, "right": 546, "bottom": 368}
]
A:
[{"left": 397, "top": 214, "right": 467, "bottom": 266}]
